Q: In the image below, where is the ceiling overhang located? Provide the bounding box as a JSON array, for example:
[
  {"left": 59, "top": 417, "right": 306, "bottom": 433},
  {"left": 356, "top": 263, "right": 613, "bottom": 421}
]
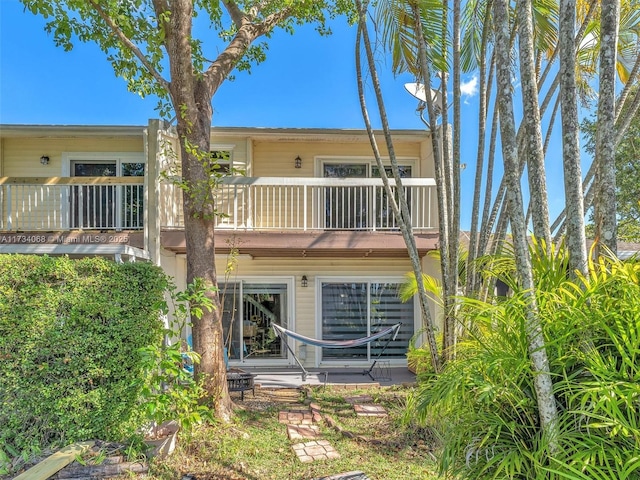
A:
[{"left": 161, "top": 230, "right": 439, "bottom": 258}]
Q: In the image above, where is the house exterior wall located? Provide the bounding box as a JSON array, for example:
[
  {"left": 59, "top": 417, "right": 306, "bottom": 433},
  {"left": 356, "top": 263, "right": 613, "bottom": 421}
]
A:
[
  {"left": 251, "top": 139, "right": 426, "bottom": 177},
  {"left": 1, "top": 122, "right": 441, "bottom": 369},
  {"left": 1, "top": 136, "right": 144, "bottom": 176}
]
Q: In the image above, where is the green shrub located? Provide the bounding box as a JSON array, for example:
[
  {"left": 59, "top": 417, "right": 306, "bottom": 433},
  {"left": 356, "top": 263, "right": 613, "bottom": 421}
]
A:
[
  {"left": 0, "top": 255, "right": 168, "bottom": 465},
  {"left": 407, "top": 246, "right": 640, "bottom": 479}
]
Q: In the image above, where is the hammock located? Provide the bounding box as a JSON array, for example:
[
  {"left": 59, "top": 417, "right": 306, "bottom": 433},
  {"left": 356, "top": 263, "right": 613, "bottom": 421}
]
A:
[{"left": 272, "top": 323, "right": 401, "bottom": 381}]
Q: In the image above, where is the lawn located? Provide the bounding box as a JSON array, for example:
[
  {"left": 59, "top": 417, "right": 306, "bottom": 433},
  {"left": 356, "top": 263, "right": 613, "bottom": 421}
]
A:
[{"left": 148, "top": 384, "right": 439, "bottom": 480}]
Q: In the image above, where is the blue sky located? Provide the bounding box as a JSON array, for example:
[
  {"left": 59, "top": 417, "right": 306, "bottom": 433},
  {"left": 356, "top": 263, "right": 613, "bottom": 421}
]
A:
[{"left": 0, "top": 1, "right": 576, "bottom": 230}]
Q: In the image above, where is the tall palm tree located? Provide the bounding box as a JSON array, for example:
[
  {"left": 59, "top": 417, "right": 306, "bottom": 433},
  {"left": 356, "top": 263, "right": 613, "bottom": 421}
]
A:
[
  {"left": 355, "top": 0, "right": 441, "bottom": 372},
  {"left": 594, "top": 0, "right": 620, "bottom": 256},
  {"left": 517, "top": 0, "right": 552, "bottom": 246},
  {"left": 375, "top": 0, "right": 458, "bottom": 361},
  {"left": 559, "top": 0, "right": 588, "bottom": 275},
  {"left": 493, "top": 0, "right": 559, "bottom": 439}
]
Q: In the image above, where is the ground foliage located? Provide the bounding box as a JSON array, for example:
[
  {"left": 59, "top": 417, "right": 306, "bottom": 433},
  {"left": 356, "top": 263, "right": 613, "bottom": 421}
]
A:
[
  {"left": 148, "top": 385, "right": 438, "bottom": 480},
  {"left": 408, "top": 243, "right": 640, "bottom": 478},
  {"left": 0, "top": 255, "right": 168, "bottom": 470}
]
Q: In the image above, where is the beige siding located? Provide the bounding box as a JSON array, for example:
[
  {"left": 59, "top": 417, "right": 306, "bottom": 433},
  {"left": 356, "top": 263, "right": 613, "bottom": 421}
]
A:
[
  {"left": 1, "top": 137, "right": 143, "bottom": 176},
  {"left": 0, "top": 137, "right": 144, "bottom": 231},
  {"left": 252, "top": 140, "right": 425, "bottom": 178},
  {"left": 209, "top": 254, "right": 441, "bottom": 366}
]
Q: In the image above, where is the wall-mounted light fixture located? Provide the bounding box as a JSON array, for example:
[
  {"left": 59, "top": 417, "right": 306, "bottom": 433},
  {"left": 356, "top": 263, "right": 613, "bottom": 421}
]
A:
[
  {"left": 40, "top": 155, "right": 50, "bottom": 165},
  {"left": 301, "top": 275, "right": 308, "bottom": 287},
  {"left": 294, "top": 155, "right": 302, "bottom": 169}
]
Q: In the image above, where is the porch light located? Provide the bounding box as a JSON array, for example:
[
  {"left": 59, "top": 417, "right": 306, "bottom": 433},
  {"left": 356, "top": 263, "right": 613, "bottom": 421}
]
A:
[
  {"left": 40, "top": 155, "right": 50, "bottom": 165},
  {"left": 294, "top": 155, "right": 302, "bottom": 168},
  {"left": 301, "top": 275, "right": 308, "bottom": 287}
]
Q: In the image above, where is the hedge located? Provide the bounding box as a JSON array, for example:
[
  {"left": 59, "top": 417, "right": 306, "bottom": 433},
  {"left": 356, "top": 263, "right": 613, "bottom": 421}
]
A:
[{"left": 0, "top": 255, "right": 168, "bottom": 461}]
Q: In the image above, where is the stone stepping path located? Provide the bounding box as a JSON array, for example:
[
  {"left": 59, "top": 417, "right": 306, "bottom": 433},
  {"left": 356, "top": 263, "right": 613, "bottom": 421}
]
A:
[
  {"left": 292, "top": 440, "right": 340, "bottom": 463},
  {"left": 278, "top": 409, "right": 314, "bottom": 425},
  {"left": 344, "top": 395, "right": 374, "bottom": 405},
  {"left": 280, "top": 390, "right": 387, "bottom": 467},
  {"left": 286, "top": 424, "right": 321, "bottom": 441},
  {"left": 353, "top": 404, "right": 388, "bottom": 417}
]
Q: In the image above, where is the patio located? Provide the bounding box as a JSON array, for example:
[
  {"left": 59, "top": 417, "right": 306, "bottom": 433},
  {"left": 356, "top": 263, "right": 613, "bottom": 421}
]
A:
[{"left": 240, "top": 366, "right": 417, "bottom": 389}]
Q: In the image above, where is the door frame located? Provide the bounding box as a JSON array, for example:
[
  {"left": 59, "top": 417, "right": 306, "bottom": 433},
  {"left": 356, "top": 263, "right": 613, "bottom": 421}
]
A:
[
  {"left": 61, "top": 152, "right": 145, "bottom": 229},
  {"left": 221, "top": 276, "right": 296, "bottom": 367}
]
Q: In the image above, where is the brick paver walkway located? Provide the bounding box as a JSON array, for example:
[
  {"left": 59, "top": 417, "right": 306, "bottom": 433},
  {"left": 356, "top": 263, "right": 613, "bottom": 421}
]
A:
[
  {"left": 292, "top": 440, "right": 341, "bottom": 463},
  {"left": 287, "top": 424, "right": 321, "bottom": 440},
  {"left": 353, "top": 404, "right": 388, "bottom": 417},
  {"left": 278, "top": 409, "right": 314, "bottom": 425}
]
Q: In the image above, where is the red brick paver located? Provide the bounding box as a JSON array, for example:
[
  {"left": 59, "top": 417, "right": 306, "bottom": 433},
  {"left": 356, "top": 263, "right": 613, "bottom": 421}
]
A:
[
  {"left": 353, "top": 404, "right": 388, "bottom": 417},
  {"left": 278, "top": 409, "right": 314, "bottom": 425},
  {"left": 287, "top": 424, "right": 321, "bottom": 440},
  {"left": 292, "top": 440, "right": 340, "bottom": 463}
]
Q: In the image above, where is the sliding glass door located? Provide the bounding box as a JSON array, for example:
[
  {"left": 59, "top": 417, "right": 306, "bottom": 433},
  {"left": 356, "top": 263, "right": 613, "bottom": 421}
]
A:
[
  {"left": 320, "top": 281, "right": 414, "bottom": 361},
  {"left": 220, "top": 281, "right": 289, "bottom": 362}
]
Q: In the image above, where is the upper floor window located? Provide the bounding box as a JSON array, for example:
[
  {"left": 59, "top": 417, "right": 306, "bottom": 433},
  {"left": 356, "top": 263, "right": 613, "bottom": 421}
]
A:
[{"left": 210, "top": 149, "right": 233, "bottom": 176}]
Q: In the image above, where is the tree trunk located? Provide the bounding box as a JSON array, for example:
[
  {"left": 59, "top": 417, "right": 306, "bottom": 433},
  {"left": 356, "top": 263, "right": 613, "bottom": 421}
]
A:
[
  {"left": 410, "top": 1, "right": 455, "bottom": 363},
  {"left": 558, "top": 0, "right": 588, "bottom": 276},
  {"left": 516, "top": 0, "right": 551, "bottom": 246},
  {"left": 355, "top": 0, "right": 441, "bottom": 373},
  {"left": 176, "top": 108, "right": 233, "bottom": 421},
  {"left": 594, "top": 0, "right": 620, "bottom": 256},
  {"left": 165, "top": 1, "right": 232, "bottom": 420},
  {"left": 494, "top": 0, "right": 558, "bottom": 442}
]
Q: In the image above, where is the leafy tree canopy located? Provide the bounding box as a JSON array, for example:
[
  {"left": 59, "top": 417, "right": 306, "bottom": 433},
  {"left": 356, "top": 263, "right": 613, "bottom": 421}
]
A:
[{"left": 21, "top": 0, "right": 354, "bottom": 117}]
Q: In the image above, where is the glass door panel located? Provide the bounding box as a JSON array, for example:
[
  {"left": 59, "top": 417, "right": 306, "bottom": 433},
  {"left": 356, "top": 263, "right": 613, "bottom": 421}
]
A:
[
  {"left": 221, "top": 282, "right": 288, "bottom": 361},
  {"left": 321, "top": 282, "right": 368, "bottom": 359},
  {"left": 321, "top": 281, "right": 414, "bottom": 361},
  {"left": 121, "top": 162, "right": 145, "bottom": 229},
  {"left": 323, "top": 164, "right": 368, "bottom": 229},
  {"left": 71, "top": 162, "right": 116, "bottom": 229},
  {"left": 371, "top": 166, "right": 412, "bottom": 229}
]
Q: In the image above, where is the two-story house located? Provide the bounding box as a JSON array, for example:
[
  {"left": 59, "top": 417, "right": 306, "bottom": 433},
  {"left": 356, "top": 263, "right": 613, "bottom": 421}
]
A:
[{"left": 0, "top": 121, "right": 440, "bottom": 370}]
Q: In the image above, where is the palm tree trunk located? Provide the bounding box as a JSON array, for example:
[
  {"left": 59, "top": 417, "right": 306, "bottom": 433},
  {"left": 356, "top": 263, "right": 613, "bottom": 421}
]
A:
[
  {"left": 494, "top": 0, "right": 559, "bottom": 439},
  {"left": 409, "top": 0, "right": 455, "bottom": 362},
  {"left": 559, "top": 0, "right": 588, "bottom": 276},
  {"left": 516, "top": 0, "right": 551, "bottom": 246},
  {"left": 355, "top": 0, "right": 441, "bottom": 373},
  {"left": 594, "top": 0, "right": 620, "bottom": 256}
]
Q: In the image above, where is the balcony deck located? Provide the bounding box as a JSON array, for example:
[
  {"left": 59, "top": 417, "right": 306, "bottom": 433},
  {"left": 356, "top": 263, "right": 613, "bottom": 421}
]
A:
[{"left": 0, "top": 176, "right": 438, "bottom": 258}]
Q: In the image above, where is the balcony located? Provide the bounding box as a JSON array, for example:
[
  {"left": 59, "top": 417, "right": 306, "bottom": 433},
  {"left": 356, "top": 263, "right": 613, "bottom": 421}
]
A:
[
  {"left": 164, "top": 177, "right": 437, "bottom": 232},
  {"left": 0, "top": 176, "right": 437, "bottom": 235},
  {"left": 0, "top": 177, "right": 144, "bottom": 232}
]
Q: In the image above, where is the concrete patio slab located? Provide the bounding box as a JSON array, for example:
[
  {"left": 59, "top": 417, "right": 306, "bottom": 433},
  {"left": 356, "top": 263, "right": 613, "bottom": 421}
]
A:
[{"left": 238, "top": 367, "right": 416, "bottom": 389}]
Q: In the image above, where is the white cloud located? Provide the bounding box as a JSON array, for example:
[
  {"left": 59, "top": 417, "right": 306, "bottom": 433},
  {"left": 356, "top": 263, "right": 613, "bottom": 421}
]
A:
[{"left": 460, "top": 75, "right": 479, "bottom": 98}]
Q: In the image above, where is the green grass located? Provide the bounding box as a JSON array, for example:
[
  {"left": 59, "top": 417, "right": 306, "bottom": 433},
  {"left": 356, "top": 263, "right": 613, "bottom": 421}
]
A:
[{"left": 148, "top": 385, "right": 439, "bottom": 480}]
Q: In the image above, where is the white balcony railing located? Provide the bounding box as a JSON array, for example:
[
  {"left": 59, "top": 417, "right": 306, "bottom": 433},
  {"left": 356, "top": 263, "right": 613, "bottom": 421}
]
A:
[
  {"left": 165, "top": 177, "right": 437, "bottom": 231},
  {"left": 0, "top": 177, "right": 144, "bottom": 231},
  {"left": 0, "top": 176, "right": 437, "bottom": 234}
]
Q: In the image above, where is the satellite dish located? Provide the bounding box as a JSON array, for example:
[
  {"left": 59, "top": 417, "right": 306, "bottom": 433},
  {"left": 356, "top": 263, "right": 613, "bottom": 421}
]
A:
[{"left": 404, "top": 82, "right": 443, "bottom": 114}]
